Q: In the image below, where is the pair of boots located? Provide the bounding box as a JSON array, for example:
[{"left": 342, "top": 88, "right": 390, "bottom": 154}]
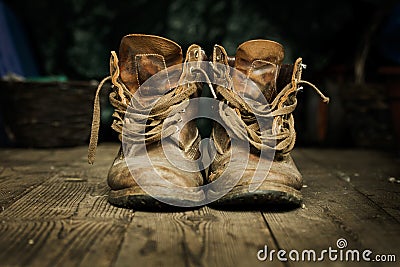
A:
[{"left": 88, "top": 34, "right": 329, "bottom": 209}]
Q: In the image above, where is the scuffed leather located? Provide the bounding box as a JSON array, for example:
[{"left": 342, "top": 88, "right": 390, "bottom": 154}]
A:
[
  {"left": 234, "top": 40, "right": 284, "bottom": 102},
  {"left": 108, "top": 35, "right": 205, "bottom": 192},
  {"left": 119, "top": 34, "right": 183, "bottom": 93},
  {"left": 209, "top": 40, "right": 302, "bottom": 191}
]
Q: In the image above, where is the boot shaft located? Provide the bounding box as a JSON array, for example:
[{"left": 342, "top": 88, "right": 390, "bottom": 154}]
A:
[{"left": 118, "top": 34, "right": 183, "bottom": 93}]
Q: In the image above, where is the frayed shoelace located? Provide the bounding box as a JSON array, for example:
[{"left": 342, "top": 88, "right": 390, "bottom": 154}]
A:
[{"left": 87, "top": 55, "right": 329, "bottom": 163}]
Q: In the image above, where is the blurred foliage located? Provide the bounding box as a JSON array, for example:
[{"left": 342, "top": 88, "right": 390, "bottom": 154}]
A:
[{"left": 4, "top": 0, "right": 393, "bottom": 80}]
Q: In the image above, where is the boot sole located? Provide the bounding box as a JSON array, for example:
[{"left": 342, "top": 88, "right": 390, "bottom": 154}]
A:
[
  {"left": 207, "top": 182, "right": 302, "bottom": 209},
  {"left": 108, "top": 185, "right": 205, "bottom": 210}
]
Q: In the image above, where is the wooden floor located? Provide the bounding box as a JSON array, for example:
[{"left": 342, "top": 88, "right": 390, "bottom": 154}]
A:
[{"left": 0, "top": 143, "right": 399, "bottom": 267}]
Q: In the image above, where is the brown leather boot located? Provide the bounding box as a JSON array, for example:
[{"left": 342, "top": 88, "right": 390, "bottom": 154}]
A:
[
  {"left": 207, "top": 40, "right": 329, "bottom": 208},
  {"left": 88, "top": 34, "right": 207, "bottom": 209}
]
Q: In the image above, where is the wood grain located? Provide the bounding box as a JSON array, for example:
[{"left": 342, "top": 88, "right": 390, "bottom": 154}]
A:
[
  {"left": 262, "top": 149, "right": 400, "bottom": 267},
  {"left": 0, "top": 149, "right": 55, "bottom": 211},
  {"left": 301, "top": 148, "right": 400, "bottom": 221},
  {"left": 0, "top": 144, "right": 133, "bottom": 267},
  {"left": 1, "top": 144, "right": 399, "bottom": 267},
  {"left": 0, "top": 219, "right": 128, "bottom": 267},
  {"left": 115, "top": 207, "right": 283, "bottom": 267}
]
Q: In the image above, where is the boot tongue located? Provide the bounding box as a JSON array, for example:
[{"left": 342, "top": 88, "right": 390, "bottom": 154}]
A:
[
  {"left": 178, "top": 44, "right": 205, "bottom": 154},
  {"left": 234, "top": 40, "right": 284, "bottom": 102},
  {"left": 118, "top": 34, "right": 183, "bottom": 93}
]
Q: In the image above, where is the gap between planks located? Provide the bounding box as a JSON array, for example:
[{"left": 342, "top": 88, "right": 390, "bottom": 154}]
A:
[{"left": 262, "top": 149, "right": 400, "bottom": 267}]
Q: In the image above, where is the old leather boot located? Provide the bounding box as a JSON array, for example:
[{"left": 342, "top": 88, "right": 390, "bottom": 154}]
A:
[
  {"left": 88, "top": 34, "right": 206, "bottom": 209},
  {"left": 207, "top": 40, "right": 329, "bottom": 208}
]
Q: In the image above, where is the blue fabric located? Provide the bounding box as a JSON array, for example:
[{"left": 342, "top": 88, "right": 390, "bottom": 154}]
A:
[
  {"left": 0, "top": 0, "right": 38, "bottom": 77},
  {"left": 380, "top": 3, "right": 400, "bottom": 64}
]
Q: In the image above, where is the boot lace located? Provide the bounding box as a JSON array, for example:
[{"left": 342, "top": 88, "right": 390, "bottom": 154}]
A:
[
  {"left": 88, "top": 52, "right": 199, "bottom": 164},
  {"left": 213, "top": 58, "right": 329, "bottom": 156},
  {"left": 88, "top": 56, "right": 328, "bottom": 163}
]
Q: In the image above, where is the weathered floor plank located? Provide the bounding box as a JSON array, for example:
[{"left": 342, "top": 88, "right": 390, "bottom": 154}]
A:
[
  {"left": 0, "top": 219, "right": 128, "bottom": 267},
  {"left": 0, "top": 149, "right": 55, "bottom": 211},
  {"left": 1, "top": 144, "right": 399, "bottom": 267},
  {"left": 301, "top": 148, "right": 400, "bottom": 222},
  {"left": 262, "top": 149, "right": 400, "bottom": 267},
  {"left": 0, "top": 144, "right": 134, "bottom": 267},
  {"left": 0, "top": 144, "right": 117, "bottom": 213},
  {"left": 115, "top": 207, "right": 283, "bottom": 267}
]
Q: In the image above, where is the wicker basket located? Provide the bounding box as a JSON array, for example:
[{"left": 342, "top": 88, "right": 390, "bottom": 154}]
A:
[{"left": 0, "top": 80, "right": 99, "bottom": 148}]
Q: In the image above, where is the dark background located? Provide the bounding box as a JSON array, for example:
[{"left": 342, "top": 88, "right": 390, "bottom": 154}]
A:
[{"left": 1, "top": 0, "right": 400, "bottom": 152}]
